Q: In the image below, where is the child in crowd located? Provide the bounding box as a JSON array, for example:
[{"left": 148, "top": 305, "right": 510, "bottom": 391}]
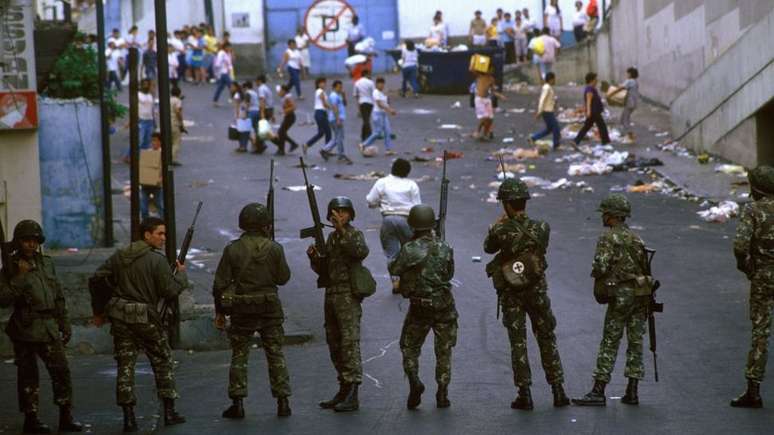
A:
[
  {"left": 140, "top": 133, "right": 164, "bottom": 219},
  {"left": 271, "top": 84, "right": 300, "bottom": 155},
  {"left": 609, "top": 67, "right": 639, "bottom": 140},
  {"left": 528, "top": 72, "right": 561, "bottom": 150},
  {"left": 360, "top": 77, "right": 397, "bottom": 156},
  {"left": 573, "top": 72, "right": 610, "bottom": 145},
  {"left": 486, "top": 18, "right": 500, "bottom": 47},
  {"left": 234, "top": 86, "right": 255, "bottom": 153},
  {"left": 474, "top": 69, "right": 505, "bottom": 141},
  {"left": 320, "top": 80, "right": 353, "bottom": 164},
  {"left": 304, "top": 77, "right": 331, "bottom": 154}
]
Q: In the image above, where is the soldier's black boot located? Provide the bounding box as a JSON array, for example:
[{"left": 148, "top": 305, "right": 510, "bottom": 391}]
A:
[
  {"left": 222, "top": 399, "right": 245, "bottom": 419},
  {"left": 621, "top": 378, "right": 639, "bottom": 405},
  {"left": 319, "top": 383, "right": 348, "bottom": 409},
  {"left": 58, "top": 405, "right": 83, "bottom": 432},
  {"left": 277, "top": 397, "right": 291, "bottom": 417},
  {"left": 163, "top": 399, "right": 186, "bottom": 426},
  {"left": 334, "top": 384, "right": 360, "bottom": 412},
  {"left": 436, "top": 384, "right": 450, "bottom": 409},
  {"left": 572, "top": 380, "right": 607, "bottom": 406},
  {"left": 730, "top": 379, "right": 763, "bottom": 408},
  {"left": 122, "top": 406, "right": 137, "bottom": 432},
  {"left": 552, "top": 384, "right": 570, "bottom": 407},
  {"left": 510, "top": 387, "right": 534, "bottom": 410},
  {"left": 22, "top": 412, "right": 51, "bottom": 434},
  {"left": 406, "top": 377, "right": 425, "bottom": 410}
]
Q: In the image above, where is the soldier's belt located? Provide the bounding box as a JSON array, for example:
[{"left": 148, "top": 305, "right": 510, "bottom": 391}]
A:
[{"left": 410, "top": 297, "right": 434, "bottom": 307}]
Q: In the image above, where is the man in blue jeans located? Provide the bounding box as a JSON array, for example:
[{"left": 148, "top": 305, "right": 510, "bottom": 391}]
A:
[
  {"left": 212, "top": 43, "right": 233, "bottom": 105},
  {"left": 320, "top": 80, "right": 353, "bottom": 164},
  {"left": 528, "top": 72, "right": 561, "bottom": 149}
]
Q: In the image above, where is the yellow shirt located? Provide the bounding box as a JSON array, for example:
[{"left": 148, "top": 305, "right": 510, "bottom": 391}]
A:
[
  {"left": 204, "top": 35, "right": 218, "bottom": 54},
  {"left": 486, "top": 25, "right": 498, "bottom": 40}
]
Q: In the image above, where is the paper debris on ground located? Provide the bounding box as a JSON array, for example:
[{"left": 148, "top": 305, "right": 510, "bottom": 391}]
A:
[
  {"left": 421, "top": 146, "right": 434, "bottom": 153},
  {"left": 413, "top": 155, "right": 432, "bottom": 162},
  {"left": 502, "top": 137, "right": 514, "bottom": 143},
  {"left": 437, "top": 151, "right": 464, "bottom": 161},
  {"left": 190, "top": 179, "right": 214, "bottom": 188},
  {"left": 413, "top": 175, "right": 434, "bottom": 183},
  {"left": 697, "top": 201, "right": 740, "bottom": 223},
  {"left": 534, "top": 140, "right": 552, "bottom": 154},
  {"left": 657, "top": 141, "right": 692, "bottom": 157},
  {"left": 439, "top": 124, "right": 462, "bottom": 129},
  {"left": 508, "top": 108, "right": 527, "bottom": 114},
  {"left": 334, "top": 171, "right": 385, "bottom": 181},
  {"left": 715, "top": 164, "right": 747, "bottom": 176},
  {"left": 283, "top": 185, "right": 320, "bottom": 192},
  {"left": 411, "top": 108, "right": 435, "bottom": 115},
  {"left": 557, "top": 107, "right": 586, "bottom": 123},
  {"left": 450, "top": 101, "right": 462, "bottom": 109},
  {"left": 486, "top": 191, "right": 499, "bottom": 203},
  {"left": 568, "top": 161, "right": 613, "bottom": 176},
  {"left": 627, "top": 181, "right": 666, "bottom": 193},
  {"left": 497, "top": 163, "right": 527, "bottom": 174},
  {"left": 555, "top": 153, "right": 585, "bottom": 163}
]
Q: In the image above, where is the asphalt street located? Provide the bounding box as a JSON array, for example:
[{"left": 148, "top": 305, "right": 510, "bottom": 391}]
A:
[{"left": 1, "top": 74, "right": 770, "bottom": 434}]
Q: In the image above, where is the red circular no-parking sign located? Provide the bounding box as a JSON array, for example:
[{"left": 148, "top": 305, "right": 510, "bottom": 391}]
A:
[{"left": 304, "top": 0, "right": 357, "bottom": 51}]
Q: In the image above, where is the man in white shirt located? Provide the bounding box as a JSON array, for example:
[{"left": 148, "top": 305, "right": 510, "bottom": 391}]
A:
[
  {"left": 366, "top": 159, "right": 422, "bottom": 293},
  {"left": 353, "top": 69, "right": 375, "bottom": 141},
  {"left": 533, "top": 28, "right": 561, "bottom": 80},
  {"left": 212, "top": 43, "right": 233, "bottom": 105},
  {"left": 106, "top": 41, "right": 123, "bottom": 91},
  {"left": 346, "top": 15, "right": 366, "bottom": 57}
]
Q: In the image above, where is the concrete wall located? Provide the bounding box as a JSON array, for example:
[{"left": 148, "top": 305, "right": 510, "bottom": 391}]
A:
[
  {"left": 597, "top": 0, "right": 774, "bottom": 106},
  {"left": 38, "top": 99, "right": 105, "bottom": 248},
  {"left": 223, "top": 0, "right": 264, "bottom": 76}
]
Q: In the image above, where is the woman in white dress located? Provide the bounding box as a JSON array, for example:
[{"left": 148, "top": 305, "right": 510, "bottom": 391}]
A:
[
  {"left": 295, "top": 27, "right": 311, "bottom": 78},
  {"left": 544, "top": 0, "right": 563, "bottom": 39}
]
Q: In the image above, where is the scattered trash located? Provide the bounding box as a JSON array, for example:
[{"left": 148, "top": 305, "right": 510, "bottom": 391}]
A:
[
  {"left": 568, "top": 161, "right": 613, "bottom": 176},
  {"left": 450, "top": 101, "right": 461, "bottom": 109},
  {"left": 411, "top": 108, "right": 435, "bottom": 115},
  {"left": 421, "top": 146, "right": 434, "bottom": 153},
  {"left": 497, "top": 172, "right": 516, "bottom": 180},
  {"left": 715, "top": 164, "right": 747, "bottom": 176},
  {"left": 507, "top": 108, "right": 526, "bottom": 114},
  {"left": 534, "top": 140, "right": 552, "bottom": 155},
  {"left": 66, "top": 248, "right": 79, "bottom": 253},
  {"left": 437, "top": 151, "right": 464, "bottom": 161},
  {"left": 413, "top": 175, "right": 434, "bottom": 183},
  {"left": 697, "top": 153, "right": 710, "bottom": 164},
  {"left": 183, "top": 120, "right": 195, "bottom": 128},
  {"left": 697, "top": 201, "right": 739, "bottom": 223},
  {"left": 612, "top": 157, "right": 663, "bottom": 171},
  {"left": 657, "top": 141, "right": 692, "bottom": 158},
  {"left": 486, "top": 191, "right": 499, "bottom": 203},
  {"left": 627, "top": 181, "right": 664, "bottom": 193},
  {"left": 655, "top": 132, "right": 669, "bottom": 137},
  {"left": 334, "top": 172, "right": 385, "bottom": 181},
  {"left": 413, "top": 155, "right": 432, "bottom": 162},
  {"left": 439, "top": 124, "right": 462, "bottom": 130},
  {"left": 502, "top": 137, "right": 514, "bottom": 144},
  {"left": 472, "top": 256, "right": 482, "bottom": 262},
  {"left": 283, "top": 185, "right": 320, "bottom": 192},
  {"left": 497, "top": 163, "right": 527, "bottom": 174}
]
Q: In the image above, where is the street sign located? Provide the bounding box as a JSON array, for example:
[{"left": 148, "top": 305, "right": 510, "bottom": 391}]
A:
[{"left": 304, "top": 0, "right": 356, "bottom": 51}]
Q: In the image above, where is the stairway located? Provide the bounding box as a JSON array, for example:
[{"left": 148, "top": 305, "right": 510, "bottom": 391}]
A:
[{"left": 670, "top": 7, "right": 774, "bottom": 165}]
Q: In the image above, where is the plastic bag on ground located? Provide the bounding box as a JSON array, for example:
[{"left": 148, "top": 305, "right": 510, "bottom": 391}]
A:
[
  {"left": 258, "top": 119, "right": 272, "bottom": 139},
  {"left": 697, "top": 201, "right": 739, "bottom": 223}
]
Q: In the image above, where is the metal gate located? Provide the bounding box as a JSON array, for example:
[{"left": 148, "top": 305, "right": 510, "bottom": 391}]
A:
[{"left": 264, "top": 0, "right": 399, "bottom": 75}]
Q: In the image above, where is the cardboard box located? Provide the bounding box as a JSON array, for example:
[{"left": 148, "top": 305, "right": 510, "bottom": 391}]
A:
[
  {"left": 606, "top": 86, "right": 627, "bottom": 107},
  {"left": 469, "top": 54, "right": 492, "bottom": 74},
  {"left": 139, "top": 149, "right": 162, "bottom": 187}
]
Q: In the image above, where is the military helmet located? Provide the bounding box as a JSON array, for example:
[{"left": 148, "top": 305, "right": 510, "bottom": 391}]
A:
[
  {"left": 12, "top": 219, "right": 45, "bottom": 244},
  {"left": 407, "top": 204, "right": 436, "bottom": 231},
  {"left": 748, "top": 165, "right": 774, "bottom": 197},
  {"left": 238, "top": 203, "right": 271, "bottom": 231},
  {"left": 327, "top": 196, "right": 355, "bottom": 221},
  {"left": 597, "top": 194, "right": 631, "bottom": 218},
  {"left": 497, "top": 178, "right": 531, "bottom": 201}
]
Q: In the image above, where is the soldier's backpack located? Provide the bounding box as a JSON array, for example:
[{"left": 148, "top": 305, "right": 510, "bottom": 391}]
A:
[
  {"left": 500, "top": 219, "right": 546, "bottom": 291},
  {"left": 350, "top": 263, "right": 376, "bottom": 299},
  {"left": 219, "top": 238, "right": 275, "bottom": 314}
]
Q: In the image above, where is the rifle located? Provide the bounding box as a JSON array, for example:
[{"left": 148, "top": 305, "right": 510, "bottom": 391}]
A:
[
  {"left": 298, "top": 158, "right": 330, "bottom": 288},
  {"left": 498, "top": 153, "right": 508, "bottom": 180},
  {"left": 645, "top": 247, "right": 663, "bottom": 382},
  {"left": 267, "top": 159, "right": 275, "bottom": 241},
  {"left": 436, "top": 150, "right": 449, "bottom": 241},
  {"left": 160, "top": 201, "right": 203, "bottom": 326},
  {"left": 0, "top": 218, "right": 10, "bottom": 280}
]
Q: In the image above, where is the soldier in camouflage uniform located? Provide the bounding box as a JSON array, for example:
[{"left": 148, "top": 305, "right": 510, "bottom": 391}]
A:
[
  {"left": 483, "top": 179, "right": 569, "bottom": 410},
  {"left": 0, "top": 220, "right": 83, "bottom": 433},
  {"left": 389, "top": 204, "right": 457, "bottom": 410},
  {"left": 92, "top": 217, "right": 188, "bottom": 432},
  {"left": 213, "top": 203, "right": 292, "bottom": 418},
  {"left": 307, "top": 196, "right": 369, "bottom": 412},
  {"left": 573, "top": 194, "right": 652, "bottom": 407},
  {"left": 730, "top": 165, "right": 774, "bottom": 408}
]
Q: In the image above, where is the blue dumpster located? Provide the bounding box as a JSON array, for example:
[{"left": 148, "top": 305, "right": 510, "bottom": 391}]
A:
[{"left": 418, "top": 47, "right": 504, "bottom": 95}]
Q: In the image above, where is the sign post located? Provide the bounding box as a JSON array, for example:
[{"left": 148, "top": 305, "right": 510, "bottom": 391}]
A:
[{"left": 304, "top": 0, "right": 356, "bottom": 51}]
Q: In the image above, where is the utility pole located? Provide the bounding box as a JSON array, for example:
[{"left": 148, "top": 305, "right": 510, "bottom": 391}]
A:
[
  {"left": 128, "top": 48, "right": 140, "bottom": 242},
  {"left": 96, "top": 0, "right": 115, "bottom": 247},
  {"left": 153, "top": 0, "right": 180, "bottom": 346}
]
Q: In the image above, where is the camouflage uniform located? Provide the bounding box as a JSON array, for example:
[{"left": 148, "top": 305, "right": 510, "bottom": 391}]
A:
[
  {"left": 734, "top": 180, "right": 774, "bottom": 383},
  {"left": 315, "top": 225, "right": 369, "bottom": 385},
  {"left": 213, "top": 232, "right": 292, "bottom": 399},
  {"left": 93, "top": 240, "right": 188, "bottom": 406},
  {"left": 484, "top": 214, "right": 565, "bottom": 388},
  {"left": 0, "top": 252, "right": 74, "bottom": 414},
  {"left": 389, "top": 233, "right": 457, "bottom": 386},
  {"left": 590, "top": 223, "right": 649, "bottom": 383}
]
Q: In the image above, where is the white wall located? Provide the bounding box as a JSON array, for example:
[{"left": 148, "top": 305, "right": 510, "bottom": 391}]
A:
[
  {"left": 223, "top": 0, "right": 264, "bottom": 44},
  {"left": 397, "top": 0, "right": 590, "bottom": 39},
  {"left": 119, "top": 0, "right": 211, "bottom": 39}
]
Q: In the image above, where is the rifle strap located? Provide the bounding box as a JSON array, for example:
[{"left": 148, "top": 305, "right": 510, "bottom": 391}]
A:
[{"left": 511, "top": 218, "right": 546, "bottom": 254}]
